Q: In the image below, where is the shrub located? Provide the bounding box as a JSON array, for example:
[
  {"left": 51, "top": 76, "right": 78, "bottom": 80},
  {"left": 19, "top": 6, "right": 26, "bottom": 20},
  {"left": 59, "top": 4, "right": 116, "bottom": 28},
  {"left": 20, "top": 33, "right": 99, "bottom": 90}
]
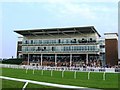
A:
[{"left": 2, "top": 58, "right": 24, "bottom": 65}]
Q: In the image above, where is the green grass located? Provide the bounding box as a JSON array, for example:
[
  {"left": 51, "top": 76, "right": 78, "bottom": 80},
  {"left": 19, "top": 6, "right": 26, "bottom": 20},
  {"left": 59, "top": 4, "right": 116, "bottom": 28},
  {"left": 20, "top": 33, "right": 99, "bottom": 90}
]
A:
[
  {"left": 1, "top": 68, "right": 119, "bottom": 90},
  {"left": 1, "top": 79, "right": 24, "bottom": 89},
  {"left": 26, "top": 83, "right": 71, "bottom": 90},
  {"left": 26, "top": 83, "right": 53, "bottom": 88},
  {"left": 1, "top": 79, "right": 56, "bottom": 89}
]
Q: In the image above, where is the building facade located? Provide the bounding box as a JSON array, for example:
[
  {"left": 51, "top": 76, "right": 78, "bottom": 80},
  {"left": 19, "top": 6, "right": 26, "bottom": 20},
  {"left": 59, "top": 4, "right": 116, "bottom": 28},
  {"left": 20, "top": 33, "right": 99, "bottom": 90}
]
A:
[
  {"left": 17, "top": 37, "right": 23, "bottom": 58},
  {"left": 14, "top": 26, "right": 118, "bottom": 67},
  {"left": 104, "top": 33, "right": 118, "bottom": 66}
]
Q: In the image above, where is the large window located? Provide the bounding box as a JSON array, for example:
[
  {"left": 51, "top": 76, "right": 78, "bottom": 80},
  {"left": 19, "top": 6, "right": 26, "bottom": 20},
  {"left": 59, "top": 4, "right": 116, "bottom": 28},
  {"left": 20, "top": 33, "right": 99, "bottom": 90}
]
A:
[
  {"left": 23, "top": 37, "right": 97, "bottom": 45},
  {"left": 22, "top": 45, "right": 98, "bottom": 53}
]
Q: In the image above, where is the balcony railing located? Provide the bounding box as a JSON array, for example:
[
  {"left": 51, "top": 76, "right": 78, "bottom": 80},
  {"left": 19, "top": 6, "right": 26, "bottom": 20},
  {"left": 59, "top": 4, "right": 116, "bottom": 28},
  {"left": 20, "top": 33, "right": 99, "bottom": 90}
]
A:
[
  {"left": 22, "top": 39, "right": 99, "bottom": 46},
  {"left": 22, "top": 49, "right": 99, "bottom": 53}
]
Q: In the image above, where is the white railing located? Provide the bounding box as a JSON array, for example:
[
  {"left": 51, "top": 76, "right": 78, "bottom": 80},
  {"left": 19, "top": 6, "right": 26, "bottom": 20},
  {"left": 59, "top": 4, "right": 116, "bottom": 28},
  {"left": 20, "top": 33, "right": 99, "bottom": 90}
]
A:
[
  {"left": 0, "top": 76, "right": 101, "bottom": 90},
  {"left": 0, "top": 64, "right": 119, "bottom": 73}
]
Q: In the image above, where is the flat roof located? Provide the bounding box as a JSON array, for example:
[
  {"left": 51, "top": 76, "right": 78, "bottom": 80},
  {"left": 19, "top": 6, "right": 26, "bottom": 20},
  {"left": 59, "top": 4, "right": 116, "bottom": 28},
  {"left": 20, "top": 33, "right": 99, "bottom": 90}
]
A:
[
  {"left": 14, "top": 26, "right": 101, "bottom": 37},
  {"left": 104, "top": 33, "right": 118, "bottom": 36}
]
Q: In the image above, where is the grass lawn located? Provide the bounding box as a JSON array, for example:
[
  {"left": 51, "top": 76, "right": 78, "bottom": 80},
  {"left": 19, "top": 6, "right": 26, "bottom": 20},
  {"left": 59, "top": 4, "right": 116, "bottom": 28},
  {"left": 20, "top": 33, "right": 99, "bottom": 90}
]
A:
[
  {"left": 1, "top": 68, "right": 119, "bottom": 90},
  {"left": 26, "top": 83, "right": 71, "bottom": 90},
  {"left": 1, "top": 79, "right": 24, "bottom": 89},
  {"left": 1, "top": 79, "right": 59, "bottom": 90},
  {"left": 1, "top": 78, "right": 72, "bottom": 90}
]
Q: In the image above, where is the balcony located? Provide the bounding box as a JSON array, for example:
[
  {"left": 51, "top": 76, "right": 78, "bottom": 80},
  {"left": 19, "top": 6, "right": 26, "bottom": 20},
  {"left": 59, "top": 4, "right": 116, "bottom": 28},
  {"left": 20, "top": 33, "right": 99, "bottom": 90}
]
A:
[
  {"left": 22, "top": 49, "right": 99, "bottom": 54},
  {"left": 22, "top": 41, "right": 99, "bottom": 46}
]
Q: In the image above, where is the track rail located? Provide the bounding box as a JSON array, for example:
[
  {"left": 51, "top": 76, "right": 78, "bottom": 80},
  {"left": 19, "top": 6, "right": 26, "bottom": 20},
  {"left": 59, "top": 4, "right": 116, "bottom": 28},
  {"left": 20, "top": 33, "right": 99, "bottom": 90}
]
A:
[{"left": 0, "top": 76, "right": 101, "bottom": 90}]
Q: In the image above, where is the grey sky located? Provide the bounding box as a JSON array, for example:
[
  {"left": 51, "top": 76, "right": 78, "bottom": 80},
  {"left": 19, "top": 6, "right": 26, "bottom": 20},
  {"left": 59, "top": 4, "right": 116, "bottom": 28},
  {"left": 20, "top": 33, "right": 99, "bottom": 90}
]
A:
[{"left": 0, "top": 0, "right": 119, "bottom": 58}]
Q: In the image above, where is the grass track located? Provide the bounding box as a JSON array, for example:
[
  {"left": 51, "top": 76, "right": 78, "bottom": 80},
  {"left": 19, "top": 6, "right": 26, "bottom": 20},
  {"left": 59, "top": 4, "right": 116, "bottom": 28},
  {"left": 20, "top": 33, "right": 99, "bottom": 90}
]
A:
[
  {"left": 1, "top": 79, "right": 24, "bottom": 89},
  {"left": 1, "top": 68, "right": 119, "bottom": 90}
]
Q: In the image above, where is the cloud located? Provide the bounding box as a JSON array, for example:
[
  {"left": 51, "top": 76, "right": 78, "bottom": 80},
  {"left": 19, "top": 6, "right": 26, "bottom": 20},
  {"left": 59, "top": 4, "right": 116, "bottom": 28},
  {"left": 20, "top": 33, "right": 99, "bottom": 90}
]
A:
[
  {"left": 1, "top": 0, "right": 117, "bottom": 25},
  {"left": 58, "top": 3, "right": 96, "bottom": 19},
  {"left": 41, "top": 0, "right": 117, "bottom": 21},
  {"left": 1, "top": 0, "right": 117, "bottom": 22}
]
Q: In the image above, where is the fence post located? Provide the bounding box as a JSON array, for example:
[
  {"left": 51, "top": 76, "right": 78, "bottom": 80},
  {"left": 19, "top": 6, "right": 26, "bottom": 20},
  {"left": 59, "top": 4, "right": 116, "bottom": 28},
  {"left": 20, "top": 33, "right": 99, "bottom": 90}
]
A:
[
  {"left": 62, "top": 70, "right": 64, "bottom": 78},
  {"left": 103, "top": 72, "right": 106, "bottom": 80},
  {"left": 33, "top": 69, "right": 34, "bottom": 74},
  {"left": 51, "top": 70, "right": 53, "bottom": 77},
  {"left": 88, "top": 71, "right": 90, "bottom": 80},
  {"left": 74, "top": 71, "right": 76, "bottom": 79},
  {"left": 41, "top": 70, "right": 43, "bottom": 75},
  {"left": 26, "top": 68, "right": 28, "bottom": 74}
]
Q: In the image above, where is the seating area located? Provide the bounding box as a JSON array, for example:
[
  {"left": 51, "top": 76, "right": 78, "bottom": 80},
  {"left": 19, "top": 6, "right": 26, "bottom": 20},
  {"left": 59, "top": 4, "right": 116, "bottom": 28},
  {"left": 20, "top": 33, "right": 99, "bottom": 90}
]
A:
[{"left": 22, "top": 54, "right": 102, "bottom": 68}]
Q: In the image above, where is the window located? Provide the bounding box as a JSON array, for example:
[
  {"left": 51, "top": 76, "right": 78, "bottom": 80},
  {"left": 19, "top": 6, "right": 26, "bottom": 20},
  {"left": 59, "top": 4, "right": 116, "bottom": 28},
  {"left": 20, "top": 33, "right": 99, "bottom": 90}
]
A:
[
  {"left": 78, "top": 39, "right": 82, "bottom": 43},
  {"left": 52, "top": 47, "right": 55, "bottom": 51},
  {"left": 39, "top": 40, "right": 42, "bottom": 44},
  {"left": 88, "top": 46, "right": 90, "bottom": 51},
  {"left": 89, "top": 46, "right": 92, "bottom": 51},
  {"left": 38, "top": 47, "right": 41, "bottom": 51},
  {"left": 81, "top": 46, "right": 83, "bottom": 51},
  {"left": 31, "top": 40, "right": 33, "bottom": 44},
  {"left": 25, "top": 40, "right": 28, "bottom": 44},
  {"left": 25, "top": 47, "right": 28, "bottom": 51},
  {"left": 71, "top": 39, "right": 76, "bottom": 43},
  {"left": 85, "top": 46, "right": 87, "bottom": 50},
  {"left": 66, "top": 39, "right": 69, "bottom": 44},
  {"left": 44, "top": 47, "right": 46, "bottom": 50}
]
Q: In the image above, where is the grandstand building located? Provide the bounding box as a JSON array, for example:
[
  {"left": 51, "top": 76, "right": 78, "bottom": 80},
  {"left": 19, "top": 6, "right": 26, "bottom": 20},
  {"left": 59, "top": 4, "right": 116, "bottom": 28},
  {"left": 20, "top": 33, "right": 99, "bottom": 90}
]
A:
[{"left": 14, "top": 26, "right": 118, "bottom": 67}]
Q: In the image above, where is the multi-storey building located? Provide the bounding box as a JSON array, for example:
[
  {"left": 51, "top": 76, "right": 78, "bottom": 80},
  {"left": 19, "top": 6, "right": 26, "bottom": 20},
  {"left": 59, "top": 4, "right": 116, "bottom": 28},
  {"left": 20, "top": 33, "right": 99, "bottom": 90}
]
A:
[{"left": 14, "top": 26, "right": 118, "bottom": 67}]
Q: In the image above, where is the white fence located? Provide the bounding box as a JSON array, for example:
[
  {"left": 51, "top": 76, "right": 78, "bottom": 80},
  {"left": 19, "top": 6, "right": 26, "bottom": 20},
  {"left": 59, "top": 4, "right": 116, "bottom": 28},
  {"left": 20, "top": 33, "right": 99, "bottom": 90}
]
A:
[
  {"left": 0, "top": 76, "right": 101, "bottom": 90},
  {"left": 0, "top": 64, "right": 119, "bottom": 73}
]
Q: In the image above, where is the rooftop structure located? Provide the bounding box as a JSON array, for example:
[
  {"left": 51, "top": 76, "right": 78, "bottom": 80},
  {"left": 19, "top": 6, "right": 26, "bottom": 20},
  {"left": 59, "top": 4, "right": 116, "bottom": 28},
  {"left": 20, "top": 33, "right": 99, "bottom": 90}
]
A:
[{"left": 14, "top": 26, "right": 101, "bottom": 37}]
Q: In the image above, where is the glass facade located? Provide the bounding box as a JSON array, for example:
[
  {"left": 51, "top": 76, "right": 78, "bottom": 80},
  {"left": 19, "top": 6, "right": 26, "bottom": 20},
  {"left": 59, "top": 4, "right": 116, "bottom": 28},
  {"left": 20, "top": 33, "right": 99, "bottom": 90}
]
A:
[
  {"left": 22, "top": 38, "right": 99, "bottom": 53},
  {"left": 21, "top": 36, "right": 104, "bottom": 66},
  {"left": 22, "top": 38, "right": 97, "bottom": 45},
  {"left": 22, "top": 45, "right": 99, "bottom": 53}
]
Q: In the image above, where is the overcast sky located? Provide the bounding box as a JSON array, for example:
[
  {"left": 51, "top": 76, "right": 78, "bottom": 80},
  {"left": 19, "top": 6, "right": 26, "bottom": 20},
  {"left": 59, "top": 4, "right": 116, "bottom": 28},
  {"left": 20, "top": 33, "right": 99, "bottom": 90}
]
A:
[{"left": 0, "top": 0, "right": 119, "bottom": 58}]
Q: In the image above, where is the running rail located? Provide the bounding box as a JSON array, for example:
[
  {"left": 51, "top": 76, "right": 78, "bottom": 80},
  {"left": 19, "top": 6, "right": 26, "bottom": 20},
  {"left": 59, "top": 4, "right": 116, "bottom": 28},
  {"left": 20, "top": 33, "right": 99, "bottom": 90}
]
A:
[
  {"left": 1, "top": 64, "right": 119, "bottom": 73},
  {"left": 0, "top": 76, "right": 101, "bottom": 90}
]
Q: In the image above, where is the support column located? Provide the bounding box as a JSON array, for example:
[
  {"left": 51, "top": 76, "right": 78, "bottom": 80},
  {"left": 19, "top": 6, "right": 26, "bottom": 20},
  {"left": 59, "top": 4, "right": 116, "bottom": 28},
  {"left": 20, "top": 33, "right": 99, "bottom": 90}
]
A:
[
  {"left": 55, "top": 54, "right": 57, "bottom": 67},
  {"left": 86, "top": 54, "right": 88, "bottom": 64},
  {"left": 41, "top": 54, "right": 43, "bottom": 66},
  {"left": 38, "top": 55, "right": 40, "bottom": 66},
  {"left": 28, "top": 54, "right": 29, "bottom": 65},
  {"left": 70, "top": 54, "right": 72, "bottom": 67}
]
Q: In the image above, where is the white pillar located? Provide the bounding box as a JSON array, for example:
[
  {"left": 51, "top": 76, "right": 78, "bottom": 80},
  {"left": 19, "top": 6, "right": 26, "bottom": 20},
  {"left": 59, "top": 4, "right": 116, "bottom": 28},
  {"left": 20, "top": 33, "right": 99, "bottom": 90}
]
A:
[
  {"left": 70, "top": 54, "right": 72, "bottom": 67},
  {"left": 55, "top": 54, "right": 57, "bottom": 67},
  {"left": 41, "top": 70, "right": 43, "bottom": 75},
  {"left": 28, "top": 54, "right": 29, "bottom": 65},
  {"left": 26, "top": 68, "right": 28, "bottom": 74},
  {"left": 33, "top": 69, "right": 34, "bottom": 74},
  {"left": 103, "top": 72, "right": 106, "bottom": 80},
  {"left": 86, "top": 54, "right": 88, "bottom": 64},
  {"left": 51, "top": 70, "right": 53, "bottom": 77},
  {"left": 62, "top": 70, "right": 64, "bottom": 78},
  {"left": 88, "top": 71, "right": 90, "bottom": 80},
  {"left": 38, "top": 56, "right": 40, "bottom": 66},
  {"left": 74, "top": 71, "right": 76, "bottom": 79},
  {"left": 41, "top": 54, "right": 43, "bottom": 66}
]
